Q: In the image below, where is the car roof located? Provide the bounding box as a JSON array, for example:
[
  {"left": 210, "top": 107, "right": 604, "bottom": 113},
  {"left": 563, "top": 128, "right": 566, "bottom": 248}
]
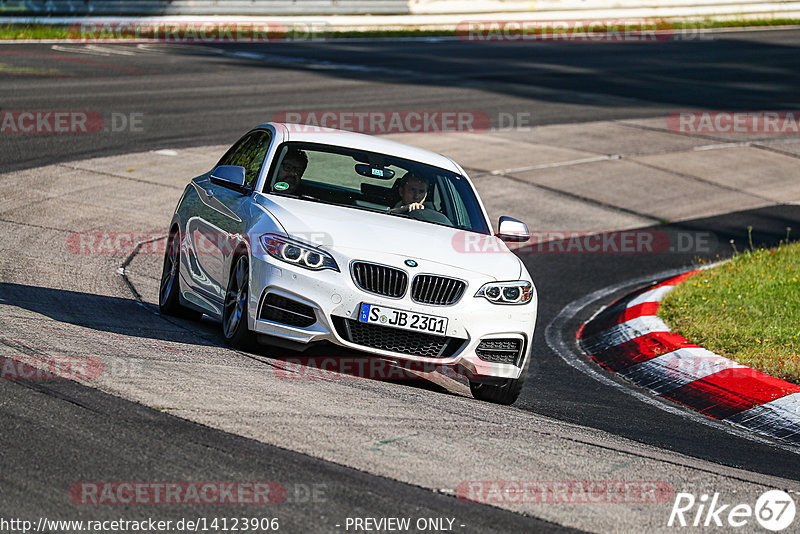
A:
[{"left": 258, "top": 122, "right": 464, "bottom": 174}]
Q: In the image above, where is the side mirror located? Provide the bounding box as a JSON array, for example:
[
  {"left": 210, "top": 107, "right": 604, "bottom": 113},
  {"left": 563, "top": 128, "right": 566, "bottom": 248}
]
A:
[
  {"left": 210, "top": 165, "right": 247, "bottom": 191},
  {"left": 497, "top": 216, "right": 530, "bottom": 242}
]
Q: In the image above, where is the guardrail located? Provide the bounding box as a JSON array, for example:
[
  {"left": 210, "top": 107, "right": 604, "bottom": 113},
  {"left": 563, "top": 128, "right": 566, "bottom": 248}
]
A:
[
  {"left": 1, "top": 0, "right": 798, "bottom": 18},
  {"left": 0, "top": 1, "right": 411, "bottom": 16},
  {"left": 411, "top": 0, "right": 800, "bottom": 12}
]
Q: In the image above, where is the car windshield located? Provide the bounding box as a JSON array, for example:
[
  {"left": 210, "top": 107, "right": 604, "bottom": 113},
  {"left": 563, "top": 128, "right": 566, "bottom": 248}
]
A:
[{"left": 264, "top": 142, "right": 490, "bottom": 234}]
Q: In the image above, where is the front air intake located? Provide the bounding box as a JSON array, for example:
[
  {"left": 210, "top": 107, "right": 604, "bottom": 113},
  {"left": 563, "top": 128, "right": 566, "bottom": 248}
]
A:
[
  {"left": 475, "top": 338, "right": 524, "bottom": 366},
  {"left": 259, "top": 293, "right": 316, "bottom": 327},
  {"left": 332, "top": 317, "right": 465, "bottom": 359}
]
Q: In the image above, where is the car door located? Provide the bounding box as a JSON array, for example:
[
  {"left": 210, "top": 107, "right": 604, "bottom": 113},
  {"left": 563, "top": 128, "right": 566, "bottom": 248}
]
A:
[{"left": 188, "top": 130, "right": 272, "bottom": 309}]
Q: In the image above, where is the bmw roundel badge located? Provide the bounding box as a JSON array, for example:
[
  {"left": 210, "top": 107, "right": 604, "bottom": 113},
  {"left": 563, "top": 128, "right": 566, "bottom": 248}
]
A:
[{"left": 405, "top": 259, "right": 418, "bottom": 268}]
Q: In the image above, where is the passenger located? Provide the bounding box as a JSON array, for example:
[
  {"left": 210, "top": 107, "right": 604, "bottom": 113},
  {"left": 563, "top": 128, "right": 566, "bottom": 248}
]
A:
[
  {"left": 273, "top": 148, "right": 308, "bottom": 195},
  {"left": 391, "top": 172, "right": 429, "bottom": 213}
]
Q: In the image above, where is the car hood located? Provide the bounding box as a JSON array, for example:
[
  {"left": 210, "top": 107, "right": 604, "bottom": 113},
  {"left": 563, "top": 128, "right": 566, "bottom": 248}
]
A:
[{"left": 254, "top": 194, "right": 522, "bottom": 280}]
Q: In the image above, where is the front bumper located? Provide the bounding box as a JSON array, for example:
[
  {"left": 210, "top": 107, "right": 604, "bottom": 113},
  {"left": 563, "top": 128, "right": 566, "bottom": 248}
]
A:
[{"left": 247, "top": 254, "right": 537, "bottom": 380}]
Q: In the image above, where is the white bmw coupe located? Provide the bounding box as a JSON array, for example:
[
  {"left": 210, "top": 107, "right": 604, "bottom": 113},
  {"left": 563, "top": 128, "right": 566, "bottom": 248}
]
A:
[{"left": 160, "top": 123, "right": 537, "bottom": 404}]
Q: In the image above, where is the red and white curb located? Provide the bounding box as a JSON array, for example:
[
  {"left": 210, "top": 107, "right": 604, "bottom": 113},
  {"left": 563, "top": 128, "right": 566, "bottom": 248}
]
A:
[{"left": 578, "top": 270, "right": 800, "bottom": 446}]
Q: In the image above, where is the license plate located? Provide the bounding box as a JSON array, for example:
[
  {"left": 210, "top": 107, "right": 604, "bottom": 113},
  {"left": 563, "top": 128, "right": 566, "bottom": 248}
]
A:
[{"left": 358, "top": 303, "right": 448, "bottom": 337}]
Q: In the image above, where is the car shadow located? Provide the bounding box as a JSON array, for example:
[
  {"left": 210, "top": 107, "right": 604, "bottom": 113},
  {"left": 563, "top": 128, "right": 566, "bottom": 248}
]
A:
[
  {"left": 249, "top": 345, "right": 462, "bottom": 396},
  {"left": 188, "top": 34, "right": 800, "bottom": 113},
  {"left": 0, "top": 282, "right": 460, "bottom": 396}
]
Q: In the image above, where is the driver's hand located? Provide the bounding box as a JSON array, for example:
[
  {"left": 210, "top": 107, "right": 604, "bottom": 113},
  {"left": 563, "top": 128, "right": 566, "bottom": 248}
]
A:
[{"left": 406, "top": 202, "right": 425, "bottom": 212}]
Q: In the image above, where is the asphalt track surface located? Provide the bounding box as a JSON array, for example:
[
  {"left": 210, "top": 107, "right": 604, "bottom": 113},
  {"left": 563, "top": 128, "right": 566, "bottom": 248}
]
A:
[
  {"left": 4, "top": 30, "right": 800, "bottom": 172},
  {"left": 2, "top": 31, "right": 800, "bottom": 531}
]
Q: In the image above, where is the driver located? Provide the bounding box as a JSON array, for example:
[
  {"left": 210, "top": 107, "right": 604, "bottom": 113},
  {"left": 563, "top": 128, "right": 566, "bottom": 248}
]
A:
[
  {"left": 273, "top": 148, "right": 308, "bottom": 195},
  {"left": 391, "top": 172, "right": 429, "bottom": 213}
]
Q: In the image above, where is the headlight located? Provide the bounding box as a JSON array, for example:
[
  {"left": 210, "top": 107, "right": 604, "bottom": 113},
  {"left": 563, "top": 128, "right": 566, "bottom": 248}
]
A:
[
  {"left": 475, "top": 281, "right": 533, "bottom": 305},
  {"left": 260, "top": 234, "right": 339, "bottom": 272}
]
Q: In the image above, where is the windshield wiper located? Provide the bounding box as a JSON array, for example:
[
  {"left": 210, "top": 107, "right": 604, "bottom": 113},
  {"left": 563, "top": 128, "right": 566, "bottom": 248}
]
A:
[{"left": 294, "top": 194, "right": 344, "bottom": 208}]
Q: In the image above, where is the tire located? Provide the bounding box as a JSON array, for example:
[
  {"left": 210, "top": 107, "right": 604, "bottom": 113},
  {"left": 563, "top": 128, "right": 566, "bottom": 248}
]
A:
[
  {"left": 159, "top": 229, "right": 202, "bottom": 320},
  {"left": 469, "top": 352, "right": 530, "bottom": 405},
  {"left": 222, "top": 253, "right": 257, "bottom": 349}
]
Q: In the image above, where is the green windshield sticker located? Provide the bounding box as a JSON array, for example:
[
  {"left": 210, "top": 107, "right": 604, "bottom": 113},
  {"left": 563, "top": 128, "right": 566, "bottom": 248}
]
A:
[{"left": 274, "top": 182, "right": 289, "bottom": 191}]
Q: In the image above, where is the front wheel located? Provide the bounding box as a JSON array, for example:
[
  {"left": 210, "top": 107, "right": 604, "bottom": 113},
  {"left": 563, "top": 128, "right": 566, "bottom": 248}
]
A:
[
  {"left": 222, "top": 254, "right": 257, "bottom": 349},
  {"left": 469, "top": 354, "right": 530, "bottom": 405}
]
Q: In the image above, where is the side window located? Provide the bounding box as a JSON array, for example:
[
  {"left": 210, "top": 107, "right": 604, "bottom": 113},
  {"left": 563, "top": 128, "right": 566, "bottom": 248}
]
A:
[
  {"left": 215, "top": 131, "right": 272, "bottom": 189},
  {"left": 242, "top": 131, "right": 271, "bottom": 188},
  {"left": 443, "top": 178, "right": 471, "bottom": 228},
  {"left": 217, "top": 134, "right": 253, "bottom": 168},
  {"left": 429, "top": 178, "right": 442, "bottom": 212}
]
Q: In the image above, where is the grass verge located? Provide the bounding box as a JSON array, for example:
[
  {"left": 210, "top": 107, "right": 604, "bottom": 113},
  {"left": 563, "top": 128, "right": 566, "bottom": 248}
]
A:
[
  {"left": 659, "top": 235, "right": 800, "bottom": 384},
  {"left": 1, "top": 18, "right": 800, "bottom": 41}
]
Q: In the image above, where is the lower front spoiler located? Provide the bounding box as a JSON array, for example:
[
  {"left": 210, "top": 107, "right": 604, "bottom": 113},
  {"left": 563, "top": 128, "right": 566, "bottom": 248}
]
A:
[
  {"left": 459, "top": 357, "right": 526, "bottom": 381},
  {"left": 253, "top": 317, "right": 530, "bottom": 382}
]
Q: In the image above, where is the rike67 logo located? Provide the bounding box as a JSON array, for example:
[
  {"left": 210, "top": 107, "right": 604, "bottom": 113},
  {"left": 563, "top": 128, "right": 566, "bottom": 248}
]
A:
[{"left": 668, "top": 490, "right": 796, "bottom": 531}]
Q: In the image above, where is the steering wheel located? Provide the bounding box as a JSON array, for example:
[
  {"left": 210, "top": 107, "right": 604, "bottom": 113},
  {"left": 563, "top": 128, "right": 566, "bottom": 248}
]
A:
[{"left": 407, "top": 206, "right": 452, "bottom": 225}]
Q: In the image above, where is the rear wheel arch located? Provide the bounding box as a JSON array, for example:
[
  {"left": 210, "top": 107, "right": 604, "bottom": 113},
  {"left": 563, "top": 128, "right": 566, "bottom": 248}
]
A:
[{"left": 159, "top": 224, "right": 202, "bottom": 320}]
